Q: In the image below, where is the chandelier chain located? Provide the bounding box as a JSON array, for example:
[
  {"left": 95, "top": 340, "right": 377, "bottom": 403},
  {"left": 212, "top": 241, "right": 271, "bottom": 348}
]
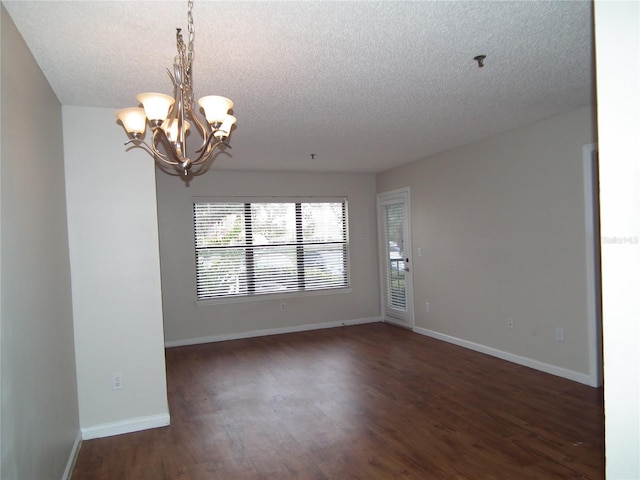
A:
[
  {"left": 187, "top": 0, "right": 195, "bottom": 59},
  {"left": 183, "top": 0, "right": 195, "bottom": 111}
]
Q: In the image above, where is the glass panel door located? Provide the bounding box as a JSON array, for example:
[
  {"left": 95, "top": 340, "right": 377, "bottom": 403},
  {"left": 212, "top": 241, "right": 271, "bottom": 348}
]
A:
[{"left": 378, "top": 188, "right": 414, "bottom": 327}]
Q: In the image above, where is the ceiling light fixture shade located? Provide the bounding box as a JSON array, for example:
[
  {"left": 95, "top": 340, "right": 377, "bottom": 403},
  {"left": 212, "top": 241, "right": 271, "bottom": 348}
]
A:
[
  {"left": 115, "top": 107, "right": 147, "bottom": 137},
  {"left": 136, "top": 92, "right": 175, "bottom": 124},
  {"left": 115, "top": 0, "right": 236, "bottom": 177},
  {"left": 197, "top": 95, "right": 234, "bottom": 124},
  {"left": 214, "top": 115, "right": 237, "bottom": 139}
]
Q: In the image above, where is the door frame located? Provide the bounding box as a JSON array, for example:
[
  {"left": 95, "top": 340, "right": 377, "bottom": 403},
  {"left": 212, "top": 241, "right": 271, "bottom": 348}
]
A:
[
  {"left": 377, "top": 187, "right": 415, "bottom": 330},
  {"left": 583, "top": 143, "right": 603, "bottom": 387}
]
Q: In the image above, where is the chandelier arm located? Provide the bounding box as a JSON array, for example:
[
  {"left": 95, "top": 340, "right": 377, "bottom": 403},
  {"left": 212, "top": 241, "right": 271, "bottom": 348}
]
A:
[
  {"left": 124, "top": 138, "right": 178, "bottom": 166},
  {"left": 123, "top": 139, "right": 158, "bottom": 158},
  {"left": 149, "top": 128, "right": 184, "bottom": 166},
  {"left": 166, "top": 67, "right": 177, "bottom": 87},
  {"left": 190, "top": 111, "right": 211, "bottom": 153},
  {"left": 189, "top": 144, "right": 217, "bottom": 166},
  {"left": 189, "top": 132, "right": 226, "bottom": 166}
]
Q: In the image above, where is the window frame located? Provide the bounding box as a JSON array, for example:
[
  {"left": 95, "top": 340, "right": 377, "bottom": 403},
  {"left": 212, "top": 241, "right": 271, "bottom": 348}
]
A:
[{"left": 193, "top": 196, "right": 351, "bottom": 305}]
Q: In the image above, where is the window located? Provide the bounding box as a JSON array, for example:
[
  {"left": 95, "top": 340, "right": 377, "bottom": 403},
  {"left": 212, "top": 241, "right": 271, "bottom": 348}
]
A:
[{"left": 193, "top": 198, "right": 349, "bottom": 301}]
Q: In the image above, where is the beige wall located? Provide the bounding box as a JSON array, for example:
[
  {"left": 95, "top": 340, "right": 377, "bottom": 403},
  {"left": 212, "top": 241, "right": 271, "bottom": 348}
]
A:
[
  {"left": 63, "top": 106, "right": 170, "bottom": 439},
  {"left": 156, "top": 170, "right": 380, "bottom": 344},
  {"left": 377, "top": 106, "right": 596, "bottom": 379},
  {"left": 1, "top": 6, "right": 79, "bottom": 478}
]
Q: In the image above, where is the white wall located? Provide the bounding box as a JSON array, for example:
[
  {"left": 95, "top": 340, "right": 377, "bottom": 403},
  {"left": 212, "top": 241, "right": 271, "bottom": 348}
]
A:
[
  {"left": 63, "top": 106, "right": 169, "bottom": 439},
  {"left": 594, "top": 1, "right": 640, "bottom": 477},
  {"left": 1, "top": 9, "right": 3, "bottom": 477},
  {"left": 377, "top": 106, "right": 596, "bottom": 383},
  {"left": 155, "top": 169, "right": 380, "bottom": 344},
  {"left": 1, "top": 6, "right": 80, "bottom": 478}
]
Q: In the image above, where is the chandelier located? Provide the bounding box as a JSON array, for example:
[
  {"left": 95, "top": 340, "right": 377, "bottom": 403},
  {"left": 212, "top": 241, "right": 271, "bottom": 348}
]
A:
[{"left": 116, "top": 0, "right": 236, "bottom": 177}]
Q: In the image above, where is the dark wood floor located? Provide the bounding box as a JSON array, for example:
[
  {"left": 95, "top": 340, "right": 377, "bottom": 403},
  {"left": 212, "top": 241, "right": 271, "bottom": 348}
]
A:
[{"left": 72, "top": 323, "right": 604, "bottom": 479}]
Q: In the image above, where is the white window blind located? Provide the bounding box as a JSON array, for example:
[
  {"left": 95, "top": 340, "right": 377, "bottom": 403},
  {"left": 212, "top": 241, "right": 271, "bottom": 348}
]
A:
[
  {"left": 381, "top": 203, "right": 407, "bottom": 311},
  {"left": 194, "top": 199, "right": 348, "bottom": 300}
]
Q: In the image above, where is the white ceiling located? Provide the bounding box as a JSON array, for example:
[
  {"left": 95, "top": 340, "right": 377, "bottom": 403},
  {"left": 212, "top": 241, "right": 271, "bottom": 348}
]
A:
[{"left": 3, "top": 0, "right": 595, "bottom": 173}]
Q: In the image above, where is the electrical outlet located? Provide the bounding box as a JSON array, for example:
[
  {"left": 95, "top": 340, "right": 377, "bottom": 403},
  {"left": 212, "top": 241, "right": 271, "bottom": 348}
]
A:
[
  {"left": 507, "top": 318, "right": 514, "bottom": 330},
  {"left": 555, "top": 327, "right": 565, "bottom": 342},
  {"left": 112, "top": 372, "right": 124, "bottom": 391},
  {"left": 280, "top": 303, "right": 286, "bottom": 311},
  {"left": 425, "top": 302, "right": 430, "bottom": 312}
]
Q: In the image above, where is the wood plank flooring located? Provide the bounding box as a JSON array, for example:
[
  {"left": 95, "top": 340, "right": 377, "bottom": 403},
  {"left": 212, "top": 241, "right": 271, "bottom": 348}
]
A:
[{"left": 72, "top": 323, "right": 604, "bottom": 479}]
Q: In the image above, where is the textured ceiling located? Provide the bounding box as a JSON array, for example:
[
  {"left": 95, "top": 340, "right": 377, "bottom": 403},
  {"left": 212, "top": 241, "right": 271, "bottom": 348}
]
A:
[{"left": 3, "top": 0, "right": 595, "bottom": 173}]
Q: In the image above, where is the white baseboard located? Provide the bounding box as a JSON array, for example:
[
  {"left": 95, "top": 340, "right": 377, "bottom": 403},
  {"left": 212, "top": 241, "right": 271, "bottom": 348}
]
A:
[
  {"left": 413, "top": 327, "right": 592, "bottom": 386},
  {"left": 61, "top": 431, "right": 82, "bottom": 480},
  {"left": 165, "top": 316, "right": 383, "bottom": 348},
  {"left": 81, "top": 413, "right": 170, "bottom": 440}
]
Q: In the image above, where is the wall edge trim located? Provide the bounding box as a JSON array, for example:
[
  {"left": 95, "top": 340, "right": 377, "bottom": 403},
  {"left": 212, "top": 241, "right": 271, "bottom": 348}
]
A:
[
  {"left": 61, "top": 431, "right": 82, "bottom": 480},
  {"left": 413, "top": 326, "right": 592, "bottom": 386},
  {"left": 165, "top": 316, "right": 383, "bottom": 348},
  {"left": 80, "top": 413, "right": 170, "bottom": 440}
]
